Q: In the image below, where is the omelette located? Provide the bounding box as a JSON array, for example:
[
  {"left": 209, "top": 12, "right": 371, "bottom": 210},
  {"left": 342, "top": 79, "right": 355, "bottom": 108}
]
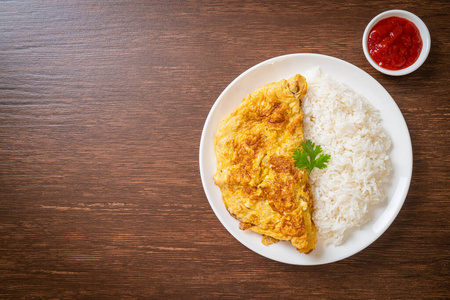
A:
[{"left": 213, "top": 74, "right": 317, "bottom": 254}]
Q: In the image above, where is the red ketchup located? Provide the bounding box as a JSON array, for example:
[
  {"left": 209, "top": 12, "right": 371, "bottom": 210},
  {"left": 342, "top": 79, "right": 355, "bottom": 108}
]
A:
[{"left": 367, "top": 16, "right": 423, "bottom": 70}]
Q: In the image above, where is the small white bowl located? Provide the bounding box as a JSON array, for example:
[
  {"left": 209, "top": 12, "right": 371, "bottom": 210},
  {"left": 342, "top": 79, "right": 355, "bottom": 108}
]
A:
[{"left": 362, "top": 10, "right": 431, "bottom": 76}]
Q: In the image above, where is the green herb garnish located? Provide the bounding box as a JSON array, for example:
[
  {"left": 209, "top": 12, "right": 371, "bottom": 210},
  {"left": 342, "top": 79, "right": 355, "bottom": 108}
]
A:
[{"left": 293, "top": 140, "right": 331, "bottom": 175}]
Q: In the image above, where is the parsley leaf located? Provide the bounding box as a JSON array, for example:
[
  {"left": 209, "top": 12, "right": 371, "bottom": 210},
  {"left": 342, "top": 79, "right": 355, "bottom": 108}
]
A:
[{"left": 293, "top": 140, "right": 331, "bottom": 175}]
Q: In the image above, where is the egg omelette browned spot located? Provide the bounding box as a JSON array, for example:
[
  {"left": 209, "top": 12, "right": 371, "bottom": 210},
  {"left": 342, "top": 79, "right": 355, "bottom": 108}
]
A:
[{"left": 213, "top": 74, "right": 317, "bottom": 254}]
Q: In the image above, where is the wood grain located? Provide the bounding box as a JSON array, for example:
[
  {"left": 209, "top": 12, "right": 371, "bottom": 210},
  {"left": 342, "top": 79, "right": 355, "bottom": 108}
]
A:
[{"left": 0, "top": 0, "right": 449, "bottom": 298}]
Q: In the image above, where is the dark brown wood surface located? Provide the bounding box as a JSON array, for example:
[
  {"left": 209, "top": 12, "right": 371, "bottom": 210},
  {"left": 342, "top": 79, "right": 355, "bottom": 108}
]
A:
[{"left": 1, "top": 0, "right": 449, "bottom": 298}]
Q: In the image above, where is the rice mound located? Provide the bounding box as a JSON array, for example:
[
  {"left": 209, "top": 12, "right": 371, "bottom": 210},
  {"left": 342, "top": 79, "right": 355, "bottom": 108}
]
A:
[{"left": 302, "top": 68, "right": 392, "bottom": 246}]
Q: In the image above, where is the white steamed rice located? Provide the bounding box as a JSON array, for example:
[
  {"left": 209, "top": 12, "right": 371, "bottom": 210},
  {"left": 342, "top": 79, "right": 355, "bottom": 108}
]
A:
[{"left": 302, "top": 68, "right": 392, "bottom": 246}]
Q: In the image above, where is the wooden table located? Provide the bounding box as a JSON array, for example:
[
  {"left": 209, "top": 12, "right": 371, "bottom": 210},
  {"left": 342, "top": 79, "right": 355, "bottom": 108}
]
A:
[{"left": 1, "top": 1, "right": 449, "bottom": 298}]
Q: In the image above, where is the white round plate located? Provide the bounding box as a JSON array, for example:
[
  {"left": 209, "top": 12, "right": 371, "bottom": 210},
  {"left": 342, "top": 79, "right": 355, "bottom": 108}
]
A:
[{"left": 199, "top": 53, "right": 413, "bottom": 265}]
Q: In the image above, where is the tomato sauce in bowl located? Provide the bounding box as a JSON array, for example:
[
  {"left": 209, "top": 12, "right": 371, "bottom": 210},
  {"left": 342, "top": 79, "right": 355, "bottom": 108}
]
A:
[{"left": 367, "top": 16, "right": 423, "bottom": 71}]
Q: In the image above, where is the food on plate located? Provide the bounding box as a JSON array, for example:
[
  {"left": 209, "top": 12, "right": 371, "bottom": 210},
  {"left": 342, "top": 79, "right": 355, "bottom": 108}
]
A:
[
  {"left": 302, "top": 68, "right": 391, "bottom": 246},
  {"left": 213, "top": 74, "right": 317, "bottom": 254},
  {"left": 367, "top": 16, "right": 423, "bottom": 70},
  {"left": 212, "top": 68, "right": 392, "bottom": 252}
]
